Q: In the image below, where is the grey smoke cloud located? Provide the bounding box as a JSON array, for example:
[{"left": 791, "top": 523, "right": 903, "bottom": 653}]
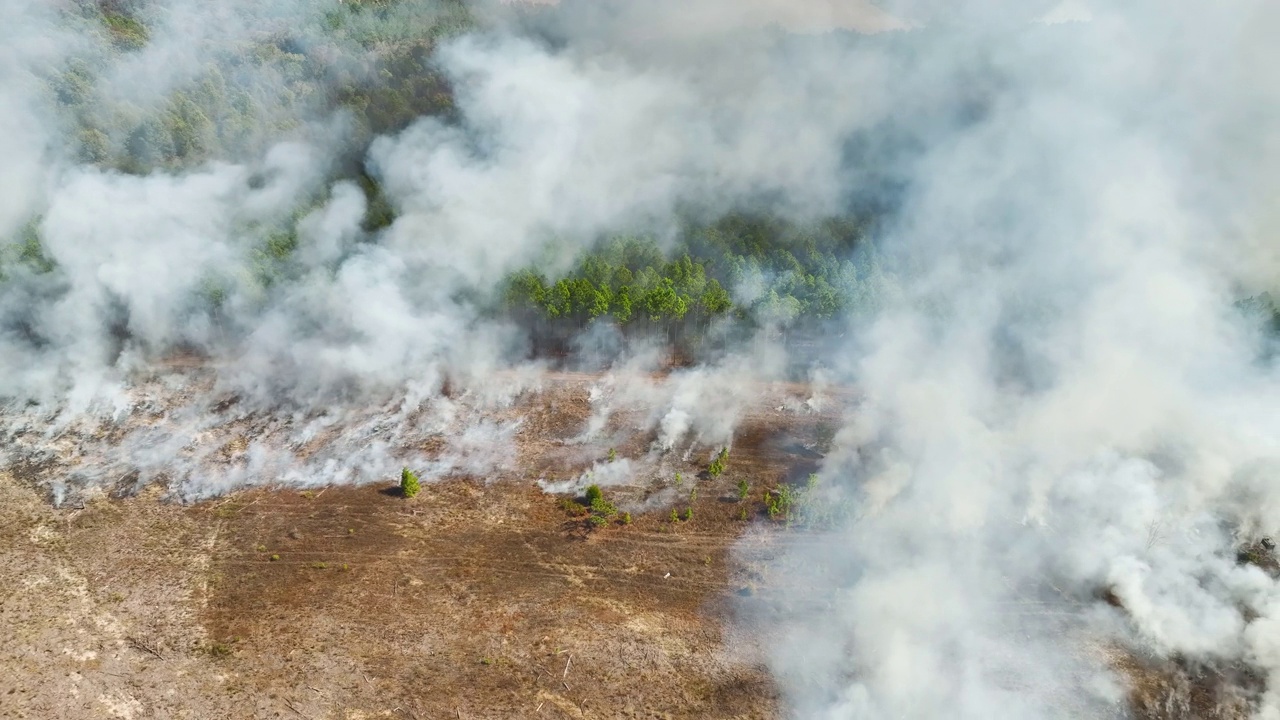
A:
[
  {"left": 740, "top": 2, "right": 1280, "bottom": 719},
  {"left": 2, "top": 1, "right": 1280, "bottom": 718}
]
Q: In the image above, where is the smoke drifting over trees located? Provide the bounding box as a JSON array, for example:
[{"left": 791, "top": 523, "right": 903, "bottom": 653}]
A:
[{"left": 3, "top": 0, "right": 1280, "bottom": 718}]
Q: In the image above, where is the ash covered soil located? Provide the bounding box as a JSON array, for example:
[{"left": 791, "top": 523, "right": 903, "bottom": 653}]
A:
[
  {"left": 2, "top": 367, "right": 1268, "bottom": 719},
  {"left": 0, "top": 369, "right": 847, "bottom": 719}
]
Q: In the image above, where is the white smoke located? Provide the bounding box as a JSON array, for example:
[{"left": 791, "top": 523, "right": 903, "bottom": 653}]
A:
[
  {"left": 3, "top": 2, "right": 1280, "bottom": 718},
  {"left": 742, "top": 2, "right": 1280, "bottom": 719}
]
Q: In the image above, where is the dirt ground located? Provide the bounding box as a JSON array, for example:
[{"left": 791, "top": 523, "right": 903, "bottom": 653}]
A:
[
  {"left": 1, "top": 372, "right": 846, "bottom": 719},
  {"left": 3, "top": 367, "right": 1252, "bottom": 719}
]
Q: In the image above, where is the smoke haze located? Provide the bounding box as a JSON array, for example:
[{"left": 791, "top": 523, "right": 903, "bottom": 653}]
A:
[{"left": 3, "top": 0, "right": 1280, "bottom": 717}]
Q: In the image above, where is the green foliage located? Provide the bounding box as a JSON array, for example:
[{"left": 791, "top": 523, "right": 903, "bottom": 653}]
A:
[
  {"left": 204, "top": 640, "right": 235, "bottom": 658},
  {"left": 400, "top": 467, "right": 421, "bottom": 498},
  {"left": 590, "top": 496, "right": 618, "bottom": 517},
  {"left": 765, "top": 484, "right": 793, "bottom": 521},
  {"left": 670, "top": 508, "right": 680, "bottom": 523},
  {"left": 674, "top": 472, "right": 683, "bottom": 488},
  {"left": 607, "top": 448, "right": 617, "bottom": 462},
  {"left": 498, "top": 214, "right": 882, "bottom": 333},
  {"left": 683, "top": 507, "right": 693, "bottom": 522},
  {"left": 764, "top": 473, "right": 847, "bottom": 529},
  {"left": 358, "top": 173, "right": 396, "bottom": 232},
  {"left": 559, "top": 497, "right": 589, "bottom": 517},
  {"left": 581, "top": 484, "right": 617, "bottom": 528},
  {"left": 620, "top": 512, "right": 632, "bottom": 525},
  {"left": 45, "top": 0, "right": 473, "bottom": 178},
  {"left": 4, "top": 221, "right": 57, "bottom": 278},
  {"left": 736, "top": 478, "right": 750, "bottom": 501},
  {"left": 707, "top": 448, "right": 729, "bottom": 478},
  {"left": 102, "top": 11, "right": 149, "bottom": 50}
]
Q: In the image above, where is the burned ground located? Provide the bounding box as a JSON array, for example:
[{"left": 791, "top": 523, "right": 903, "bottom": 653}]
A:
[
  {"left": 1, "top": 370, "right": 1268, "bottom": 718},
  {"left": 0, "top": 371, "right": 842, "bottom": 719}
]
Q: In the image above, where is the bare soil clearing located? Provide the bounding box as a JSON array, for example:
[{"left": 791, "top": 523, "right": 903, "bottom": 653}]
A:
[{"left": 1, "top": 371, "right": 845, "bottom": 719}]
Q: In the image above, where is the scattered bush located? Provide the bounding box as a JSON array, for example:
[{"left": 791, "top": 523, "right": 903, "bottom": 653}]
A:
[
  {"left": 607, "top": 448, "right": 617, "bottom": 462},
  {"left": 580, "top": 484, "right": 620, "bottom": 529},
  {"left": 590, "top": 496, "right": 618, "bottom": 517},
  {"left": 736, "top": 478, "right": 750, "bottom": 501},
  {"left": 765, "top": 485, "right": 794, "bottom": 520},
  {"left": 269, "top": 554, "right": 280, "bottom": 562},
  {"left": 708, "top": 448, "right": 729, "bottom": 477},
  {"left": 683, "top": 507, "right": 694, "bottom": 522},
  {"left": 559, "top": 497, "right": 589, "bottom": 517},
  {"left": 621, "top": 512, "right": 632, "bottom": 525},
  {"left": 675, "top": 472, "right": 683, "bottom": 488},
  {"left": 763, "top": 473, "right": 849, "bottom": 529},
  {"left": 400, "top": 467, "right": 421, "bottom": 498},
  {"left": 670, "top": 508, "right": 680, "bottom": 523},
  {"left": 205, "top": 640, "right": 234, "bottom": 658}
]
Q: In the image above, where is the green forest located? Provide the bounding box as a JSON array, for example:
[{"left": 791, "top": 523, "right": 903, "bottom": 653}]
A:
[
  {"left": 500, "top": 215, "right": 888, "bottom": 336},
  {"left": 7, "top": 1, "right": 1278, "bottom": 347},
  {"left": 4, "top": 0, "right": 893, "bottom": 342}
]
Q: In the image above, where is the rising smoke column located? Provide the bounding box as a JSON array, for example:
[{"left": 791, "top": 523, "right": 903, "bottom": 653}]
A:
[
  {"left": 748, "top": 2, "right": 1280, "bottom": 718},
  {"left": 3, "top": 2, "right": 1280, "bottom": 716}
]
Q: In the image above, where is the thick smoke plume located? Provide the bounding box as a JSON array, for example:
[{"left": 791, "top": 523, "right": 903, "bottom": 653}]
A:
[{"left": 2, "top": 0, "right": 1280, "bottom": 718}]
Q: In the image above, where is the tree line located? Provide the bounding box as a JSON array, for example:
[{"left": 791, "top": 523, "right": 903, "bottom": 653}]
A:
[{"left": 499, "top": 214, "right": 888, "bottom": 335}]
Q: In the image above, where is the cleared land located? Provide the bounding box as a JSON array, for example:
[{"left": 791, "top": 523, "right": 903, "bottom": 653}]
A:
[{"left": 1, "top": 371, "right": 845, "bottom": 719}]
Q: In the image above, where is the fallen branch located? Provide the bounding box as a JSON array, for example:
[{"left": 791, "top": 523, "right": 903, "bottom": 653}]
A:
[
  {"left": 127, "top": 637, "right": 164, "bottom": 660},
  {"left": 563, "top": 654, "right": 572, "bottom": 679},
  {"left": 284, "top": 698, "right": 311, "bottom": 720}
]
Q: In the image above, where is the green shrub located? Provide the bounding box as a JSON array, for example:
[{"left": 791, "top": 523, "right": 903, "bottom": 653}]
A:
[
  {"left": 736, "top": 478, "right": 750, "bottom": 501},
  {"left": 766, "top": 485, "right": 794, "bottom": 520},
  {"left": 670, "top": 508, "right": 680, "bottom": 523},
  {"left": 607, "top": 448, "right": 617, "bottom": 462},
  {"left": 683, "top": 507, "right": 694, "bottom": 522},
  {"left": 560, "top": 497, "right": 589, "bottom": 517},
  {"left": 674, "top": 472, "right": 683, "bottom": 488},
  {"left": 590, "top": 496, "right": 618, "bottom": 517},
  {"left": 708, "top": 448, "right": 729, "bottom": 477},
  {"left": 205, "top": 641, "right": 234, "bottom": 658},
  {"left": 585, "top": 484, "right": 603, "bottom": 504},
  {"left": 103, "top": 12, "right": 149, "bottom": 50},
  {"left": 400, "top": 467, "right": 421, "bottom": 498},
  {"left": 621, "top": 512, "right": 632, "bottom": 525}
]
